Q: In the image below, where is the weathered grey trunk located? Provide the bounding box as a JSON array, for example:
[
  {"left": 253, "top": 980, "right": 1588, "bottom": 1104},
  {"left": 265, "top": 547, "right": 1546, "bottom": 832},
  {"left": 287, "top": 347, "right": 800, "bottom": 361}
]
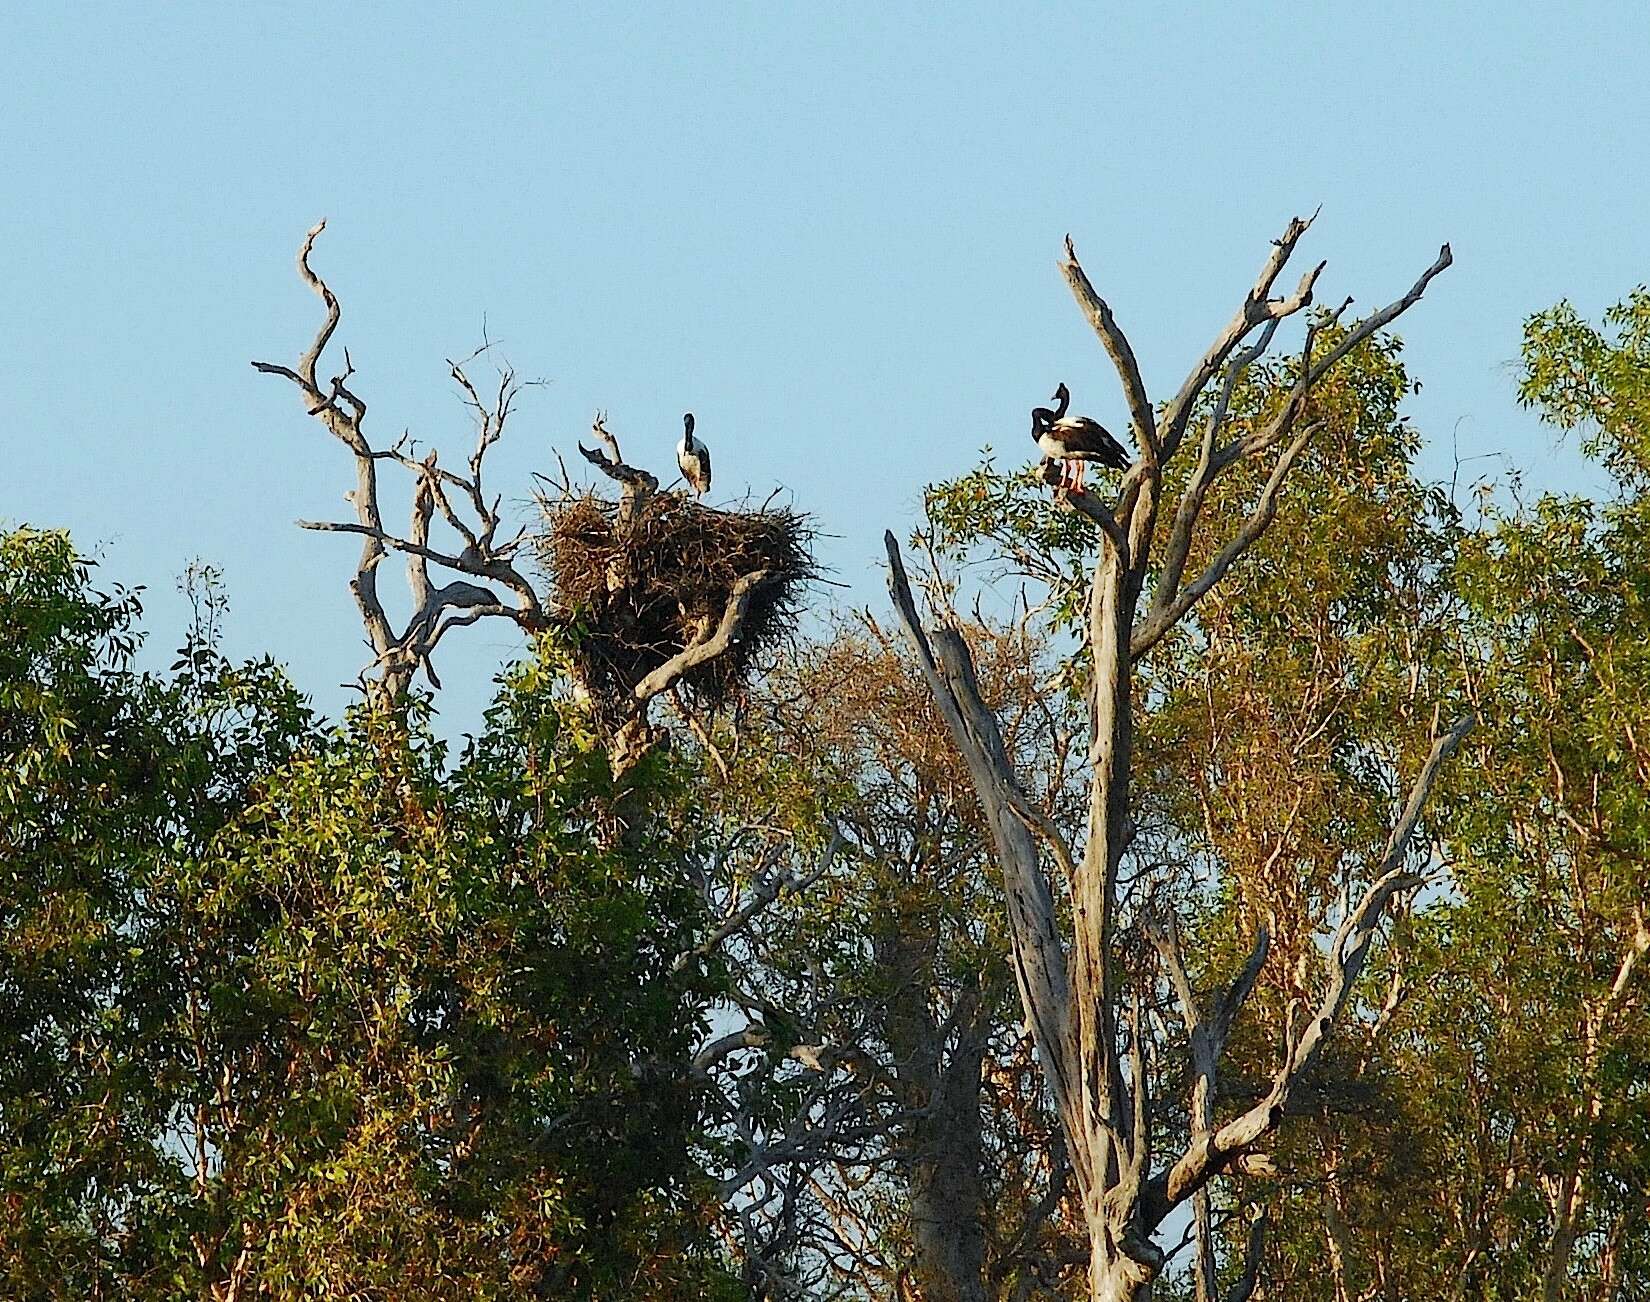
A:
[
  {"left": 885, "top": 220, "right": 1454, "bottom": 1302},
  {"left": 1087, "top": 1231, "right": 1154, "bottom": 1302},
  {"left": 906, "top": 1017, "right": 988, "bottom": 1302},
  {"left": 879, "top": 918, "right": 989, "bottom": 1302}
]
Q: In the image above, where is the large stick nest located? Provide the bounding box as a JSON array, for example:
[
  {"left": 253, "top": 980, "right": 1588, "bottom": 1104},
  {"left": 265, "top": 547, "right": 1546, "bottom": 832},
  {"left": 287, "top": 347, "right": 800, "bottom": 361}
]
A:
[{"left": 539, "top": 491, "right": 815, "bottom": 718}]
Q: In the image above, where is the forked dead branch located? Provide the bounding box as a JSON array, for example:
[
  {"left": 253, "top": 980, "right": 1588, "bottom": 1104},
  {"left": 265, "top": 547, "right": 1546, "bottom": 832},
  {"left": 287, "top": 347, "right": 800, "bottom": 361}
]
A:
[
  {"left": 252, "top": 222, "right": 812, "bottom": 768},
  {"left": 885, "top": 214, "right": 1463, "bottom": 1302}
]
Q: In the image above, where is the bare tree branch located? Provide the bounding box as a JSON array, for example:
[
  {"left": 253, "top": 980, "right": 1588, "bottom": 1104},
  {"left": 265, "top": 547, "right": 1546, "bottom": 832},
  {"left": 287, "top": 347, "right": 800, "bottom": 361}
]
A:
[
  {"left": 1060, "top": 484, "right": 1131, "bottom": 558},
  {"left": 1147, "top": 717, "right": 1474, "bottom": 1221},
  {"left": 673, "top": 829, "right": 846, "bottom": 975},
  {"left": 883, "top": 532, "right": 1089, "bottom": 1172},
  {"left": 579, "top": 412, "right": 660, "bottom": 508},
  {"left": 1157, "top": 211, "right": 1320, "bottom": 461},
  {"left": 888, "top": 217, "right": 1455, "bottom": 1297},
  {"left": 296, "top": 519, "right": 479, "bottom": 574},
  {"left": 693, "top": 1025, "right": 774, "bottom": 1078},
  {"left": 631, "top": 569, "right": 775, "bottom": 702},
  {"left": 1307, "top": 243, "right": 1453, "bottom": 389},
  {"left": 1062, "top": 235, "right": 1159, "bottom": 462},
  {"left": 252, "top": 222, "right": 555, "bottom": 702},
  {"left": 1130, "top": 423, "right": 1319, "bottom": 658},
  {"left": 1152, "top": 318, "right": 1280, "bottom": 606}
]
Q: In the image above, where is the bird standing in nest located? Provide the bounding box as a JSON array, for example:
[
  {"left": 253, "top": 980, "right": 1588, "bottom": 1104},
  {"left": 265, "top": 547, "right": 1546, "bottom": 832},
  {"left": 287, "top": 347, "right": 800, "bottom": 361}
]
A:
[
  {"left": 1032, "top": 383, "right": 1130, "bottom": 492},
  {"left": 677, "top": 412, "right": 712, "bottom": 498}
]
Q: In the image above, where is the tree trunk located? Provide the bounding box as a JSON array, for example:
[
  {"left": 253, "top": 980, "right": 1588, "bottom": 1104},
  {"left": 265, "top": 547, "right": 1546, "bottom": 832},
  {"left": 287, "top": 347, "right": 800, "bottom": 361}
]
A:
[
  {"left": 908, "top": 1190, "right": 986, "bottom": 1302},
  {"left": 1540, "top": 1160, "right": 1584, "bottom": 1302},
  {"left": 1088, "top": 1233, "right": 1155, "bottom": 1302},
  {"left": 906, "top": 1025, "right": 988, "bottom": 1302},
  {"left": 880, "top": 917, "right": 989, "bottom": 1302},
  {"left": 886, "top": 224, "right": 1453, "bottom": 1302}
]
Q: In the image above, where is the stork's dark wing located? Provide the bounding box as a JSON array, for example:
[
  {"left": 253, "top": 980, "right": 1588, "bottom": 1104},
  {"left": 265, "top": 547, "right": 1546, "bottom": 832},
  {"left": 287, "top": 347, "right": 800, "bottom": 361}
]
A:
[{"left": 1062, "top": 417, "right": 1131, "bottom": 470}]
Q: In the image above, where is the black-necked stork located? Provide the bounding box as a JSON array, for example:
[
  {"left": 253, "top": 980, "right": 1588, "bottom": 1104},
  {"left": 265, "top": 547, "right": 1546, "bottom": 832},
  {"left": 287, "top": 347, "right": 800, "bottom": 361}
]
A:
[
  {"left": 1032, "top": 383, "right": 1130, "bottom": 491},
  {"left": 677, "top": 412, "right": 712, "bottom": 498}
]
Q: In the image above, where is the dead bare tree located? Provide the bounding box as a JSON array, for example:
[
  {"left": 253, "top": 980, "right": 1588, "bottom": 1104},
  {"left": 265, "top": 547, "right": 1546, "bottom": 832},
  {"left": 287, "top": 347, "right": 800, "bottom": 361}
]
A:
[
  {"left": 884, "top": 214, "right": 1465, "bottom": 1301},
  {"left": 252, "top": 222, "right": 794, "bottom": 773},
  {"left": 251, "top": 222, "right": 551, "bottom": 706}
]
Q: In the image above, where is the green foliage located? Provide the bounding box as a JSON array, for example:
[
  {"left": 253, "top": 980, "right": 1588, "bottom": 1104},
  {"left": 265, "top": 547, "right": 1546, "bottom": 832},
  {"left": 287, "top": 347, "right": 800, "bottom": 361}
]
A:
[
  {"left": 1520, "top": 287, "right": 1650, "bottom": 484},
  {"left": 924, "top": 450, "right": 1099, "bottom": 629},
  {"left": 1127, "top": 336, "right": 1472, "bottom": 1298},
  {"left": 1, "top": 529, "right": 312, "bottom": 1296},
  {"left": 0, "top": 530, "right": 740, "bottom": 1299},
  {"left": 1388, "top": 291, "right": 1650, "bottom": 1296},
  {"left": 9, "top": 285, "right": 1650, "bottom": 1300},
  {"left": 1256, "top": 293, "right": 1650, "bottom": 1297}
]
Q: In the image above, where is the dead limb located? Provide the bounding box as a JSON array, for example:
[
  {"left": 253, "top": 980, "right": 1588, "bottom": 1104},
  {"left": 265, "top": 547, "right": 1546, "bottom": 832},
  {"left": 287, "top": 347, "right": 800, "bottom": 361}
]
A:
[{"left": 252, "top": 222, "right": 552, "bottom": 703}]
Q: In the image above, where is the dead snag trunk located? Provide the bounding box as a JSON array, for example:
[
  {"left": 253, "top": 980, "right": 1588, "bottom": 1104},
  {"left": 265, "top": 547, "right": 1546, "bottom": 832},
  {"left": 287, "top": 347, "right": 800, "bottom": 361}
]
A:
[
  {"left": 886, "top": 216, "right": 1458, "bottom": 1300},
  {"left": 254, "top": 230, "right": 811, "bottom": 781}
]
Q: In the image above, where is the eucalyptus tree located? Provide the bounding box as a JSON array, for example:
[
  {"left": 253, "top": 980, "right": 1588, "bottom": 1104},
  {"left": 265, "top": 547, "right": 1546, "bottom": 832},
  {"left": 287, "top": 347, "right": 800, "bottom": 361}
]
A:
[
  {"left": 1262, "top": 290, "right": 1650, "bottom": 1301},
  {"left": 687, "top": 617, "right": 1094, "bottom": 1300},
  {"left": 884, "top": 216, "right": 1460, "bottom": 1301},
  {"left": 0, "top": 530, "right": 312, "bottom": 1297}
]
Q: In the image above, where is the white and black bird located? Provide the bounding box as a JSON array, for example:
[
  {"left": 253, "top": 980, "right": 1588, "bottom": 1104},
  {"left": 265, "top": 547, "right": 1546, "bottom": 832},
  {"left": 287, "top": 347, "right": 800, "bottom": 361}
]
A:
[
  {"left": 677, "top": 412, "right": 712, "bottom": 498},
  {"left": 1032, "top": 383, "right": 1130, "bottom": 491}
]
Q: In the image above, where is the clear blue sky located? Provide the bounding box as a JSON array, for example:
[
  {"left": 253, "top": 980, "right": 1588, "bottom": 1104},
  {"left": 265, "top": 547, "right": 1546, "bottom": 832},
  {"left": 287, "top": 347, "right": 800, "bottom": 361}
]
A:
[{"left": 5, "top": 4, "right": 1646, "bottom": 729}]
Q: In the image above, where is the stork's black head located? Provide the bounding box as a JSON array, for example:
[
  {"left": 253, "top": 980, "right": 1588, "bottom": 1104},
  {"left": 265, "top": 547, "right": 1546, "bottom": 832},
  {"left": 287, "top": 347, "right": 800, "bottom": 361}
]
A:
[
  {"left": 683, "top": 412, "right": 695, "bottom": 437},
  {"left": 1052, "top": 383, "right": 1071, "bottom": 418}
]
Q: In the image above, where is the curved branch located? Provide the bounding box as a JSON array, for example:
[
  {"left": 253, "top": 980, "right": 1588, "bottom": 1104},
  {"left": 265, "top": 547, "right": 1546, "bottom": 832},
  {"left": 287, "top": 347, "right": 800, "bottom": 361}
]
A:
[
  {"left": 1145, "top": 717, "right": 1473, "bottom": 1224},
  {"left": 631, "top": 569, "right": 774, "bottom": 702},
  {"left": 1060, "top": 486, "right": 1131, "bottom": 558},
  {"left": 295, "top": 219, "right": 341, "bottom": 393},
  {"left": 253, "top": 224, "right": 553, "bottom": 701},
  {"left": 1158, "top": 211, "right": 1320, "bottom": 461},
  {"left": 1308, "top": 243, "right": 1453, "bottom": 387},
  {"left": 1130, "top": 422, "right": 1319, "bottom": 658},
  {"left": 1062, "top": 235, "right": 1159, "bottom": 461}
]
